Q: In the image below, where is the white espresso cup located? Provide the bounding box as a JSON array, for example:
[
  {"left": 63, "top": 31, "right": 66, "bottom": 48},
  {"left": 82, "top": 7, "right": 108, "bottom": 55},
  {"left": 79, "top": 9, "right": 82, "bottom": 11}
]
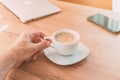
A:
[{"left": 45, "top": 29, "right": 80, "bottom": 56}]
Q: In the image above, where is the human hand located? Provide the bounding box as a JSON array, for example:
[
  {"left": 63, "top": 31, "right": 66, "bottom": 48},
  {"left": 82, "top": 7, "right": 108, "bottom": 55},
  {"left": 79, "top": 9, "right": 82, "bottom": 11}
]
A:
[{"left": 9, "top": 31, "right": 51, "bottom": 67}]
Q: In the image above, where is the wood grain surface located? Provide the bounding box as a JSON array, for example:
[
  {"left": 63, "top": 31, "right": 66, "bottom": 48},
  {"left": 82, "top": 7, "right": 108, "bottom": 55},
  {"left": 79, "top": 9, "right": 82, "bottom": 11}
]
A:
[{"left": 0, "top": 0, "right": 120, "bottom": 80}]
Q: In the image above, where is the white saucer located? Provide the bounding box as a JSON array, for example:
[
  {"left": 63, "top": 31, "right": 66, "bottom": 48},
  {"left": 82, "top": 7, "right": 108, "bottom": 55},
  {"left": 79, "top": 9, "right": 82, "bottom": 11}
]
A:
[{"left": 44, "top": 43, "right": 89, "bottom": 65}]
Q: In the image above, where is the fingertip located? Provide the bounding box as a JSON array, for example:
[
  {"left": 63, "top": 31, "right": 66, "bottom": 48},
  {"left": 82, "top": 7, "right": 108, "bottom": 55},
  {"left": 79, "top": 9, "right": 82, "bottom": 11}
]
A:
[{"left": 45, "top": 40, "right": 52, "bottom": 48}]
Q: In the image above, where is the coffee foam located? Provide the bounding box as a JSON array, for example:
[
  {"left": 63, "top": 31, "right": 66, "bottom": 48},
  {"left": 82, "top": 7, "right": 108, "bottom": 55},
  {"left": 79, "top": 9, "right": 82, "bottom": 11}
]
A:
[{"left": 55, "top": 32, "right": 76, "bottom": 43}]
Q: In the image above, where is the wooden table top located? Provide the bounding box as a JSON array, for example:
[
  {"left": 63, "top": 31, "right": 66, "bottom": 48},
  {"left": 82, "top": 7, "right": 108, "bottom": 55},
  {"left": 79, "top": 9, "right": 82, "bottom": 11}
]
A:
[{"left": 0, "top": 0, "right": 120, "bottom": 80}]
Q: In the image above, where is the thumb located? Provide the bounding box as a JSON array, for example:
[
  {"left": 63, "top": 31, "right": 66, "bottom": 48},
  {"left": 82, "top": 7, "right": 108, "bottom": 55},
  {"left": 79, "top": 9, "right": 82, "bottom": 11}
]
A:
[{"left": 31, "top": 40, "right": 51, "bottom": 51}]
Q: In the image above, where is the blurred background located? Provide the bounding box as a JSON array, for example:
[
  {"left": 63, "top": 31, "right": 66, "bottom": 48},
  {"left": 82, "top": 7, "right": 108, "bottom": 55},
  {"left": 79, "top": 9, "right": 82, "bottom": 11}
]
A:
[{"left": 61, "top": 0, "right": 112, "bottom": 10}]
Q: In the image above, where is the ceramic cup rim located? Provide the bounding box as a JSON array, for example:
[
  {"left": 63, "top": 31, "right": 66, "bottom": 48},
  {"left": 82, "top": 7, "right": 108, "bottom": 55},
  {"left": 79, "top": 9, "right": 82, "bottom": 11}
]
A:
[{"left": 51, "top": 29, "right": 80, "bottom": 45}]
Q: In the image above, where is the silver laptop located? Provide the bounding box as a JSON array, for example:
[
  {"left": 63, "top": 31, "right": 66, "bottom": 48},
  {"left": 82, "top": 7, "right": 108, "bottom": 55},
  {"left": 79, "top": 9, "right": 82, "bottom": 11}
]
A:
[{"left": 0, "top": 0, "right": 61, "bottom": 23}]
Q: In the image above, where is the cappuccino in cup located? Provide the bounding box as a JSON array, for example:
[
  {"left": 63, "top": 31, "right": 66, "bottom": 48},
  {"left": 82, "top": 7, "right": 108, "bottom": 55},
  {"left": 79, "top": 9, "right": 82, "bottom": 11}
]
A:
[
  {"left": 45, "top": 29, "right": 80, "bottom": 56},
  {"left": 55, "top": 32, "right": 76, "bottom": 44}
]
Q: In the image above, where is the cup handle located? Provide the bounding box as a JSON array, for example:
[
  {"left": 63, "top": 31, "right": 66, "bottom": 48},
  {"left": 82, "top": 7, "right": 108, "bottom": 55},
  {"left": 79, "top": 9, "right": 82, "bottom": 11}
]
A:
[
  {"left": 44, "top": 36, "right": 54, "bottom": 48},
  {"left": 44, "top": 36, "right": 52, "bottom": 40}
]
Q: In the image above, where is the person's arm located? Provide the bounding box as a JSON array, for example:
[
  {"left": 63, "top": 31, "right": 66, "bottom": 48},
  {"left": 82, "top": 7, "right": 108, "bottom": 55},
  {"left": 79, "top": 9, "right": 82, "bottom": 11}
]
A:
[
  {"left": 0, "top": 51, "right": 15, "bottom": 80},
  {"left": 0, "top": 31, "right": 51, "bottom": 80}
]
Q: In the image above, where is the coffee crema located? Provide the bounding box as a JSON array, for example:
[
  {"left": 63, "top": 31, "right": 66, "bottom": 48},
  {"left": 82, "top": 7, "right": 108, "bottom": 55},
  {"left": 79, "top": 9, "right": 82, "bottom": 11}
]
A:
[{"left": 55, "top": 32, "right": 76, "bottom": 43}]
